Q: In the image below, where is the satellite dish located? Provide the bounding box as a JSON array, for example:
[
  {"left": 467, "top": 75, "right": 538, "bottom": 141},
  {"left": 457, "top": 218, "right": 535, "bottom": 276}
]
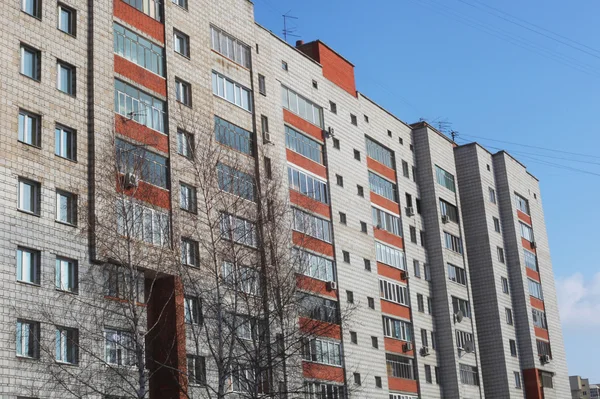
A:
[
  {"left": 463, "top": 341, "right": 475, "bottom": 354},
  {"left": 454, "top": 310, "right": 464, "bottom": 324}
]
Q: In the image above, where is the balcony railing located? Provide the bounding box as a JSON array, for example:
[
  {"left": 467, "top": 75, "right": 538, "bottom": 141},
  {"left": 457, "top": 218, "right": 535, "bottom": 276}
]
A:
[
  {"left": 115, "top": 86, "right": 166, "bottom": 134},
  {"left": 386, "top": 357, "right": 415, "bottom": 380}
]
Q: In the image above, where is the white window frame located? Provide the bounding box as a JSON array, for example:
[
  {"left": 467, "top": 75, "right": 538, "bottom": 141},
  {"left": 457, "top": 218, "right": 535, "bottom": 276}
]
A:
[
  {"left": 292, "top": 208, "right": 332, "bottom": 243},
  {"left": 16, "top": 319, "right": 39, "bottom": 358},
  {"left": 448, "top": 263, "right": 467, "bottom": 285},
  {"left": 173, "top": 29, "right": 190, "bottom": 57},
  {"left": 222, "top": 261, "right": 260, "bottom": 295},
  {"left": 104, "top": 328, "right": 136, "bottom": 366},
  {"left": 55, "top": 125, "right": 76, "bottom": 160},
  {"left": 180, "top": 183, "right": 197, "bottom": 213},
  {"left": 17, "top": 247, "right": 40, "bottom": 285},
  {"left": 281, "top": 85, "right": 323, "bottom": 127},
  {"left": 444, "top": 232, "right": 463, "bottom": 253},
  {"left": 181, "top": 238, "right": 199, "bottom": 267},
  {"left": 55, "top": 257, "right": 77, "bottom": 292},
  {"left": 184, "top": 296, "right": 201, "bottom": 324},
  {"left": 382, "top": 316, "right": 412, "bottom": 341},
  {"left": 177, "top": 129, "right": 194, "bottom": 158},
  {"left": 220, "top": 213, "right": 257, "bottom": 248},
  {"left": 489, "top": 187, "right": 496, "bottom": 203},
  {"left": 293, "top": 248, "right": 334, "bottom": 281},
  {"left": 187, "top": 355, "right": 206, "bottom": 385},
  {"left": 57, "top": 61, "right": 75, "bottom": 95},
  {"left": 18, "top": 109, "right": 41, "bottom": 146},
  {"left": 376, "top": 242, "right": 405, "bottom": 270},
  {"left": 175, "top": 78, "right": 191, "bottom": 106},
  {"left": 55, "top": 326, "right": 78, "bottom": 364},
  {"left": 58, "top": 4, "right": 76, "bottom": 35},
  {"left": 210, "top": 25, "right": 251, "bottom": 68},
  {"left": 523, "top": 249, "right": 538, "bottom": 271},
  {"left": 515, "top": 193, "right": 530, "bottom": 214},
  {"left": 18, "top": 178, "right": 40, "bottom": 215},
  {"left": 56, "top": 190, "right": 77, "bottom": 225},
  {"left": 528, "top": 279, "right": 543, "bottom": 300},
  {"left": 379, "top": 278, "right": 408, "bottom": 306},
  {"left": 212, "top": 71, "right": 252, "bottom": 111},
  {"left": 20, "top": 44, "right": 40, "bottom": 80},
  {"left": 116, "top": 199, "right": 170, "bottom": 246},
  {"left": 520, "top": 222, "right": 534, "bottom": 242}
]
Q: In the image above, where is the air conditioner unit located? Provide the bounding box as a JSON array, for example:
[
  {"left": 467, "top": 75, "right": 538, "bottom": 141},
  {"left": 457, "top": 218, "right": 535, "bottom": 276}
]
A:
[
  {"left": 263, "top": 131, "right": 272, "bottom": 144},
  {"left": 420, "top": 347, "right": 430, "bottom": 356},
  {"left": 540, "top": 354, "right": 550, "bottom": 364},
  {"left": 400, "top": 270, "right": 409, "bottom": 280},
  {"left": 324, "top": 127, "right": 335, "bottom": 139},
  {"left": 326, "top": 281, "right": 337, "bottom": 291},
  {"left": 441, "top": 215, "right": 449, "bottom": 224},
  {"left": 531, "top": 241, "right": 537, "bottom": 249},
  {"left": 403, "top": 342, "right": 413, "bottom": 352},
  {"left": 405, "top": 207, "right": 415, "bottom": 217},
  {"left": 124, "top": 172, "right": 139, "bottom": 189}
]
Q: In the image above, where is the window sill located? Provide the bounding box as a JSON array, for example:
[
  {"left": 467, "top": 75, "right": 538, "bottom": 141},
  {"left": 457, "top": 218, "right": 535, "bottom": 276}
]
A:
[
  {"left": 17, "top": 280, "right": 41, "bottom": 287},
  {"left": 302, "top": 360, "right": 343, "bottom": 368},
  {"left": 210, "top": 50, "right": 250, "bottom": 71},
  {"left": 58, "top": 28, "right": 77, "bottom": 39},
  {"left": 21, "top": 10, "right": 43, "bottom": 20},
  {"left": 55, "top": 360, "right": 78, "bottom": 367},
  {"left": 175, "top": 51, "right": 191, "bottom": 60},
  {"left": 18, "top": 140, "right": 42, "bottom": 149},
  {"left": 16, "top": 208, "right": 40, "bottom": 217},
  {"left": 56, "top": 287, "right": 79, "bottom": 295},
  {"left": 213, "top": 94, "right": 253, "bottom": 114},
  {"left": 176, "top": 100, "right": 193, "bottom": 108},
  {"left": 57, "top": 88, "right": 77, "bottom": 98},
  {"left": 56, "top": 220, "right": 78, "bottom": 228},
  {"left": 16, "top": 354, "right": 40, "bottom": 361},
  {"left": 55, "top": 154, "right": 78, "bottom": 163}
]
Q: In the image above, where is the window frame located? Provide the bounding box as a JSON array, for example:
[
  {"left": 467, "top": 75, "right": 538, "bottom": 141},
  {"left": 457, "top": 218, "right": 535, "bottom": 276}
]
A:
[
  {"left": 57, "top": 60, "right": 76, "bottom": 96},
  {"left": 57, "top": 3, "right": 76, "bottom": 36},
  {"left": 18, "top": 178, "right": 41, "bottom": 215},
  {"left": 20, "top": 44, "right": 41, "bottom": 81},
  {"left": 21, "top": 0, "right": 42, "bottom": 18},
  {"left": 55, "top": 257, "right": 78, "bottom": 293},
  {"left": 173, "top": 29, "right": 190, "bottom": 58},
  {"left": 175, "top": 78, "right": 192, "bottom": 106},
  {"left": 55, "top": 124, "right": 76, "bottom": 160},
  {"left": 55, "top": 326, "right": 78, "bottom": 364},
  {"left": 17, "top": 247, "right": 41, "bottom": 285},
  {"left": 16, "top": 319, "right": 40, "bottom": 359},
  {"left": 18, "top": 109, "right": 41, "bottom": 147},
  {"left": 56, "top": 190, "right": 77, "bottom": 225}
]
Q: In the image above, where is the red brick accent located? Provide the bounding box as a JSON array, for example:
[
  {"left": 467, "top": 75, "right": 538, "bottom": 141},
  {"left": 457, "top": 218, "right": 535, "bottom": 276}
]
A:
[
  {"left": 302, "top": 362, "right": 345, "bottom": 383},
  {"left": 115, "top": 115, "right": 169, "bottom": 153},
  {"left": 114, "top": 0, "right": 164, "bottom": 43},
  {"left": 299, "top": 317, "right": 341, "bottom": 340},
  {"left": 384, "top": 337, "right": 413, "bottom": 357},
  {"left": 388, "top": 376, "right": 418, "bottom": 393},
  {"left": 296, "top": 274, "right": 337, "bottom": 299},
  {"left": 297, "top": 41, "right": 357, "bottom": 97},
  {"left": 377, "top": 263, "right": 408, "bottom": 283},
  {"left": 148, "top": 276, "right": 187, "bottom": 399},
  {"left": 518, "top": 210, "right": 532, "bottom": 225},
  {"left": 367, "top": 157, "right": 396, "bottom": 182},
  {"left": 523, "top": 368, "right": 544, "bottom": 399},
  {"left": 374, "top": 228, "right": 404, "bottom": 249},
  {"left": 381, "top": 300, "right": 411, "bottom": 320},
  {"left": 286, "top": 149, "right": 327, "bottom": 179},
  {"left": 289, "top": 190, "right": 330, "bottom": 219},
  {"left": 283, "top": 109, "right": 324, "bottom": 141},
  {"left": 526, "top": 267, "right": 541, "bottom": 282},
  {"left": 535, "top": 327, "right": 550, "bottom": 340},
  {"left": 115, "top": 55, "right": 167, "bottom": 96},
  {"left": 116, "top": 175, "right": 171, "bottom": 209},
  {"left": 522, "top": 237, "right": 537, "bottom": 253},
  {"left": 292, "top": 231, "right": 334, "bottom": 257},
  {"left": 530, "top": 296, "right": 545, "bottom": 311},
  {"left": 370, "top": 192, "right": 400, "bottom": 215}
]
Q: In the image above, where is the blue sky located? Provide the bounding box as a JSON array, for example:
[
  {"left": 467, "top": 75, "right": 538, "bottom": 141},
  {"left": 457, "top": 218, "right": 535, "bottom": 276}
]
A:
[{"left": 254, "top": 0, "right": 600, "bottom": 382}]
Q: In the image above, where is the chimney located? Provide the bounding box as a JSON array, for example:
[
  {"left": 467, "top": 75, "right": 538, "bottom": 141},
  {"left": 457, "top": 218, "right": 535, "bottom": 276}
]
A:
[{"left": 295, "top": 40, "right": 304, "bottom": 47}]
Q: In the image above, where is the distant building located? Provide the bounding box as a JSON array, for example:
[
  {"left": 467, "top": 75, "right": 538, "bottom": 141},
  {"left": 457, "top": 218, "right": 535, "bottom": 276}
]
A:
[{"left": 571, "top": 375, "right": 592, "bottom": 399}]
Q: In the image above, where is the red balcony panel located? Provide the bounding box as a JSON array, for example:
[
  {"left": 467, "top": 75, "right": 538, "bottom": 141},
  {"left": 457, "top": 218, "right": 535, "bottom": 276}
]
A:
[
  {"left": 518, "top": 210, "right": 532, "bottom": 225},
  {"left": 370, "top": 192, "right": 400, "bottom": 215},
  {"left": 302, "top": 362, "right": 345, "bottom": 383},
  {"left": 114, "top": 0, "right": 164, "bottom": 43},
  {"left": 296, "top": 275, "right": 337, "bottom": 299},
  {"left": 292, "top": 231, "right": 334, "bottom": 257},
  {"left": 116, "top": 175, "right": 171, "bottom": 209},
  {"left": 286, "top": 149, "right": 327, "bottom": 179},
  {"left": 367, "top": 157, "right": 396, "bottom": 181},
  {"left": 115, "top": 116, "right": 169, "bottom": 153},
  {"left": 381, "top": 300, "right": 410, "bottom": 319},
  {"left": 283, "top": 109, "right": 324, "bottom": 142},
  {"left": 526, "top": 267, "right": 540, "bottom": 282},
  {"left": 299, "top": 317, "right": 341, "bottom": 340},
  {"left": 384, "top": 337, "right": 413, "bottom": 357},
  {"left": 374, "top": 228, "right": 404, "bottom": 249},
  {"left": 522, "top": 238, "right": 537, "bottom": 253},
  {"left": 523, "top": 368, "right": 544, "bottom": 399},
  {"left": 530, "top": 296, "right": 545, "bottom": 311},
  {"left": 534, "top": 327, "right": 549, "bottom": 341},
  {"left": 115, "top": 55, "right": 166, "bottom": 96},
  {"left": 377, "top": 263, "right": 407, "bottom": 283},
  {"left": 388, "top": 376, "right": 418, "bottom": 393},
  {"left": 289, "top": 190, "right": 330, "bottom": 219}
]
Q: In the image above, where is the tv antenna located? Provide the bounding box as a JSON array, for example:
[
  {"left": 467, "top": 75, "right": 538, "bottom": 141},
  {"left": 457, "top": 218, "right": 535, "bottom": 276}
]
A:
[
  {"left": 450, "top": 130, "right": 460, "bottom": 143},
  {"left": 282, "top": 11, "right": 299, "bottom": 42}
]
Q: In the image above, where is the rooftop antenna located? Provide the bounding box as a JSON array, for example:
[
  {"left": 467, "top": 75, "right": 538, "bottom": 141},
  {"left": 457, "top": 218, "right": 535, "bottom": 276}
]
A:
[
  {"left": 282, "top": 11, "right": 299, "bottom": 43},
  {"left": 450, "top": 130, "right": 460, "bottom": 143}
]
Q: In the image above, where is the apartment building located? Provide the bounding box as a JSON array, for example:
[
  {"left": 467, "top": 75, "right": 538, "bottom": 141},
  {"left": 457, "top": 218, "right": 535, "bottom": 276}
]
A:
[
  {"left": 570, "top": 376, "right": 599, "bottom": 399},
  {"left": 0, "top": 0, "right": 570, "bottom": 398}
]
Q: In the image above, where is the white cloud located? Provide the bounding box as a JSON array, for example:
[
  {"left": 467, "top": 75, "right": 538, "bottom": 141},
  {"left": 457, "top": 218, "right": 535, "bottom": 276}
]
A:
[{"left": 556, "top": 272, "right": 600, "bottom": 328}]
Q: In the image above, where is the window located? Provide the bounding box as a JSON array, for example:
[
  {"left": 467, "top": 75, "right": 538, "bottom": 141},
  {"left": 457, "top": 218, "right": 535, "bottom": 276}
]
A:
[
  {"left": 523, "top": 249, "right": 538, "bottom": 271},
  {"left": 281, "top": 61, "right": 288, "bottom": 71},
  {"left": 56, "top": 190, "right": 77, "bottom": 225},
  {"left": 215, "top": 116, "right": 253, "bottom": 156},
  {"left": 375, "top": 376, "right": 382, "bottom": 388},
  {"left": 528, "top": 279, "right": 543, "bottom": 299},
  {"left": 181, "top": 238, "right": 199, "bottom": 267},
  {"left": 514, "top": 371, "right": 522, "bottom": 389},
  {"left": 506, "top": 308, "right": 513, "bottom": 325},
  {"left": 304, "top": 382, "right": 345, "bottom": 399},
  {"left": 520, "top": 222, "right": 534, "bottom": 242},
  {"left": 350, "top": 331, "right": 357, "bottom": 344},
  {"left": 532, "top": 308, "right": 547, "bottom": 329},
  {"left": 302, "top": 339, "right": 341, "bottom": 366},
  {"left": 177, "top": 129, "right": 194, "bottom": 158},
  {"left": 184, "top": 296, "right": 201, "bottom": 324},
  {"left": 173, "top": 0, "right": 187, "bottom": 8},
  {"left": 420, "top": 231, "right": 426, "bottom": 247},
  {"left": 372, "top": 336, "right": 379, "bottom": 349},
  {"left": 510, "top": 339, "right": 517, "bottom": 357},
  {"left": 292, "top": 208, "right": 332, "bottom": 243},
  {"left": 173, "top": 29, "right": 190, "bottom": 57},
  {"left": 180, "top": 183, "right": 197, "bottom": 213},
  {"left": 210, "top": 26, "right": 251, "bottom": 67},
  {"left": 435, "top": 367, "right": 440, "bottom": 385},
  {"left": 540, "top": 371, "right": 553, "bottom": 388},
  {"left": 409, "top": 226, "right": 417, "bottom": 243},
  {"left": 264, "top": 157, "right": 272, "bottom": 179},
  {"left": 421, "top": 329, "right": 429, "bottom": 347},
  {"left": 448, "top": 263, "right": 467, "bottom": 285},
  {"left": 413, "top": 260, "right": 421, "bottom": 278},
  {"left": 379, "top": 279, "right": 409, "bottom": 306},
  {"left": 57, "top": 4, "right": 76, "bottom": 35},
  {"left": 122, "top": 0, "right": 161, "bottom": 20},
  {"left": 16, "top": 320, "right": 39, "bottom": 358},
  {"left": 440, "top": 199, "right": 459, "bottom": 223},
  {"left": 435, "top": 165, "right": 456, "bottom": 192},
  {"left": 57, "top": 61, "right": 76, "bottom": 95},
  {"left": 364, "top": 258, "right": 371, "bottom": 271},
  {"left": 364, "top": 115, "right": 369, "bottom": 123},
  {"left": 18, "top": 109, "right": 41, "bottom": 147},
  {"left": 376, "top": 242, "right": 405, "bottom": 269},
  {"left": 104, "top": 266, "right": 146, "bottom": 302},
  {"left": 368, "top": 172, "right": 397, "bottom": 202},
  {"left": 338, "top": 212, "right": 347, "bottom": 225},
  {"left": 386, "top": 354, "right": 415, "bottom": 380},
  {"left": 350, "top": 114, "right": 357, "bottom": 125},
  {"left": 332, "top": 138, "right": 340, "bottom": 149},
  {"left": 444, "top": 232, "right": 463, "bottom": 253},
  {"left": 460, "top": 364, "right": 479, "bottom": 386},
  {"left": 425, "top": 365, "right": 432, "bottom": 383},
  {"left": 312, "top": 79, "right": 318, "bottom": 89},
  {"left": 372, "top": 207, "right": 401, "bottom": 236},
  {"left": 329, "top": 101, "right": 337, "bottom": 114},
  {"left": 281, "top": 85, "right": 323, "bottom": 127},
  {"left": 299, "top": 294, "right": 338, "bottom": 323},
  {"left": 360, "top": 221, "right": 368, "bottom": 233},
  {"left": 220, "top": 213, "right": 257, "bottom": 247},
  {"left": 353, "top": 373, "right": 361, "bottom": 385},
  {"left": 452, "top": 296, "right": 471, "bottom": 318},
  {"left": 293, "top": 248, "right": 335, "bottom": 281},
  {"left": 365, "top": 137, "right": 394, "bottom": 168},
  {"left": 537, "top": 340, "right": 552, "bottom": 359},
  {"left": 187, "top": 355, "right": 206, "bottom": 385},
  {"left": 431, "top": 331, "right": 436, "bottom": 349},
  {"left": 104, "top": 329, "right": 135, "bottom": 366},
  {"left": 20, "top": 44, "right": 41, "bottom": 80},
  {"left": 115, "top": 138, "right": 168, "bottom": 188},
  {"left": 346, "top": 290, "right": 354, "bottom": 304},
  {"left": 497, "top": 247, "right": 505, "bottom": 263},
  {"left": 55, "top": 125, "right": 76, "bottom": 160},
  {"left": 212, "top": 71, "right": 252, "bottom": 111},
  {"left": 18, "top": 178, "right": 40, "bottom": 215},
  {"left": 175, "top": 78, "right": 191, "bottom": 106},
  {"left": 493, "top": 217, "right": 501, "bottom": 232},
  {"left": 257, "top": 75, "right": 267, "bottom": 96},
  {"left": 417, "top": 294, "right": 424, "bottom": 312},
  {"left": 336, "top": 174, "right": 343, "bottom": 187},
  {"left": 357, "top": 185, "right": 364, "bottom": 197},
  {"left": 17, "top": 247, "right": 40, "bottom": 285},
  {"left": 228, "top": 362, "right": 255, "bottom": 393},
  {"left": 455, "top": 330, "right": 473, "bottom": 350},
  {"left": 489, "top": 187, "right": 496, "bottom": 203},
  {"left": 285, "top": 125, "right": 323, "bottom": 163},
  {"left": 22, "top": 0, "right": 41, "bottom": 17},
  {"left": 353, "top": 149, "right": 361, "bottom": 160},
  {"left": 515, "top": 193, "right": 530, "bottom": 214},
  {"left": 55, "top": 327, "right": 78, "bottom": 364},
  {"left": 427, "top": 297, "right": 432, "bottom": 314},
  {"left": 261, "top": 115, "right": 269, "bottom": 144},
  {"left": 114, "top": 79, "right": 165, "bottom": 133},
  {"left": 113, "top": 23, "right": 164, "bottom": 76},
  {"left": 402, "top": 161, "right": 410, "bottom": 178},
  {"left": 382, "top": 316, "right": 412, "bottom": 341},
  {"left": 342, "top": 251, "right": 350, "bottom": 263},
  {"left": 55, "top": 257, "right": 77, "bottom": 292},
  {"left": 217, "top": 163, "right": 255, "bottom": 201}
]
